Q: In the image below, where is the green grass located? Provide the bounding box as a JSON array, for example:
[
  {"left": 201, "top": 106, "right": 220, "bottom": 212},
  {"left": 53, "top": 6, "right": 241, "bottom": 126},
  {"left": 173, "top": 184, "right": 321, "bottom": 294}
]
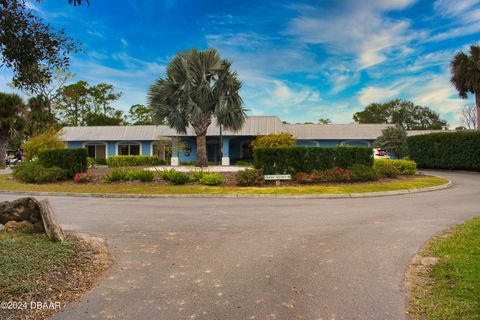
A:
[
  {"left": 0, "top": 232, "right": 72, "bottom": 300},
  {"left": 0, "top": 174, "right": 448, "bottom": 195},
  {"left": 410, "top": 217, "right": 480, "bottom": 319}
]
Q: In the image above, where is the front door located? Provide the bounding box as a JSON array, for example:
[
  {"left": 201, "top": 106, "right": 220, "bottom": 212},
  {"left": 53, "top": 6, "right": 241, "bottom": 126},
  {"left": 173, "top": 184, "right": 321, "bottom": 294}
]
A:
[{"left": 207, "top": 143, "right": 220, "bottom": 164}]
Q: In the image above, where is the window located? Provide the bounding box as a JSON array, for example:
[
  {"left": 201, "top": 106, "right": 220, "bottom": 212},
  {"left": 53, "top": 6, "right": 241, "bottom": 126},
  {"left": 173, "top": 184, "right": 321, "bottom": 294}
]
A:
[{"left": 118, "top": 143, "right": 140, "bottom": 155}]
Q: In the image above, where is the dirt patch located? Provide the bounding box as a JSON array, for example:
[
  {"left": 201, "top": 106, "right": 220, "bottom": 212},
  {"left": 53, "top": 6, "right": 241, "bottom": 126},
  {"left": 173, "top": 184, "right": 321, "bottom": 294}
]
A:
[
  {"left": 404, "top": 230, "right": 452, "bottom": 319},
  {"left": 0, "top": 231, "right": 114, "bottom": 320}
]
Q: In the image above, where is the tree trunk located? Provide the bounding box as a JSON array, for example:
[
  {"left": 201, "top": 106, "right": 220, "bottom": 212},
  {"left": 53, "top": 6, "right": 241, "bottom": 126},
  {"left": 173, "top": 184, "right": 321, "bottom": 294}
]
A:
[
  {"left": 476, "top": 91, "right": 480, "bottom": 130},
  {"left": 38, "top": 199, "right": 65, "bottom": 242},
  {"left": 0, "top": 136, "right": 8, "bottom": 167},
  {"left": 196, "top": 133, "right": 208, "bottom": 167}
]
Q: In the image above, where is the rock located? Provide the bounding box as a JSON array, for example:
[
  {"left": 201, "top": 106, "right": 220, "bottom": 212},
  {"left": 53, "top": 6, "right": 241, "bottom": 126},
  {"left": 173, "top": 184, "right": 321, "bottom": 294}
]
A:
[
  {"left": 0, "top": 197, "right": 65, "bottom": 241},
  {"left": 4, "top": 221, "right": 37, "bottom": 233},
  {"left": 0, "top": 197, "right": 43, "bottom": 225}
]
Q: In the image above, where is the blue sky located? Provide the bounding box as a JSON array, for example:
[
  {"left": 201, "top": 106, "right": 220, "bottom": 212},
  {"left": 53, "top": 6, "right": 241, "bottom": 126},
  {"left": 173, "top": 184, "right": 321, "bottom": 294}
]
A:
[{"left": 1, "top": 0, "right": 480, "bottom": 126}]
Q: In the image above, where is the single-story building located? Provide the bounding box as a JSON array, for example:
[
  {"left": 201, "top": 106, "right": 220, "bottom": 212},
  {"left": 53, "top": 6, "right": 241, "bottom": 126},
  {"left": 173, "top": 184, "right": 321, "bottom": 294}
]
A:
[{"left": 60, "top": 116, "right": 439, "bottom": 165}]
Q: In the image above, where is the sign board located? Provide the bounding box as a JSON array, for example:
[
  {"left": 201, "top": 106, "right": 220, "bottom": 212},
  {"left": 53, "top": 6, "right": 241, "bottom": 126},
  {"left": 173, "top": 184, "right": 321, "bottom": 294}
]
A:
[{"left": 264, "top": 174, "right": 291, "bottom": 180}]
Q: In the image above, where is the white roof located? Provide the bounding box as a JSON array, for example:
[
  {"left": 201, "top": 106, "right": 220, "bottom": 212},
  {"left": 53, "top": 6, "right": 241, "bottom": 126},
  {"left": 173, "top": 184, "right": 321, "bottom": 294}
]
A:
[{"left": 59, "top": 116, "right": 442, "bottom": 141}]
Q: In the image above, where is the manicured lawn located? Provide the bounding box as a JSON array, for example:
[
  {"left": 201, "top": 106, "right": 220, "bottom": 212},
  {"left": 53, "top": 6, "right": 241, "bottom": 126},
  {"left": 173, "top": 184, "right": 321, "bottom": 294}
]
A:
[
  {"left": 0, "top": 174, "right": 448, "bottom": 195},
  {"left": 0, "top": 232, "right": 72, "bottom": 300},
  {"left": 409, "top": 217, "right": 480, "bottom": 319}
]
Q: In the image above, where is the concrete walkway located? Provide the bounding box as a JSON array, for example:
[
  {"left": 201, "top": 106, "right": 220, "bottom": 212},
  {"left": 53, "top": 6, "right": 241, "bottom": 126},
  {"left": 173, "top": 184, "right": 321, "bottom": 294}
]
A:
[{"left": 1, "top": 170, "right": 479, "bottom": 320}]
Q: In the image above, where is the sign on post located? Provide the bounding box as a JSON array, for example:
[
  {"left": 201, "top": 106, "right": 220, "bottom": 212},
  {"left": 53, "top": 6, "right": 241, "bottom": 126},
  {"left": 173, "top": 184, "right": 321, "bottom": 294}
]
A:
[{"left": 264, "top": 174, "right": 291, "bottom": 186}]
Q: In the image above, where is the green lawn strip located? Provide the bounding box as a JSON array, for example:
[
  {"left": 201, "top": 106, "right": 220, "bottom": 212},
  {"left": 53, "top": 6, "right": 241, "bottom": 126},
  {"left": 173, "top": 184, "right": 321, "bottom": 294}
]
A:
[
  {"left": 0, "top": 232, "right": 72, "bottom": 300},
  {"left": 409, "top": 217, "right": 480, "bottom": 319},
  {"left": 0, "top": 175, "right": 448, "bottom": 195}
]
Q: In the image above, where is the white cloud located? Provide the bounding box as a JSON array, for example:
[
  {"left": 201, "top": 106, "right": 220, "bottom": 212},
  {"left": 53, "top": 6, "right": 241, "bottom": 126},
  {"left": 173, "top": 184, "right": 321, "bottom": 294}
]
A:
[{"left": 286, "top": 1, "right": 420, "bottom": 70}]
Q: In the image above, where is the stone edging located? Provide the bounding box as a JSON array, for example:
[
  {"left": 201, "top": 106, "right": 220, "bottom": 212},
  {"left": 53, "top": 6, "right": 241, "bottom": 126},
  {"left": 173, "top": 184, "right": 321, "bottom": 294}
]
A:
[{"left": 0, "top": 177, "right": 452, "bottom": 199}]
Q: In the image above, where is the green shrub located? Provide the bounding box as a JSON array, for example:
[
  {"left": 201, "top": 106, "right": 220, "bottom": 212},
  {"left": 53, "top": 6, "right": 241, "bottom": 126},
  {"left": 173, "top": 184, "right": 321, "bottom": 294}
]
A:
[
  {"left": 235, "top": 160, "right": 253, "bottom": 166},
  {"left": 349, "top": 164, "right": 379, "bottom": 182},
  {"left": 104, "top": 169, "right": 130, "bottom": 183},
  {"left": 335, "top": 146, "right": 374, "bottom": 168},
  {"left": 374, "top": 125, "right": 408, "bottom": 158},
  {"left": 13, "top": 162, "right": 67, "bottom": 183},
  {"left": 190, "top": 169, "right": 205, "bottom": 181},
  {"left": 312, "top": 167, "right": 352, "bottom": 182},
  {"left": 251, "top": 132, "right": 296, "bottom": 150},
  {"left": 199, "top": 173, "right": 224, "bottom": 186},
  {"left": 375, "top": 165, "right": 400, "bottom": 178},
  {"left": 37, "top": 148, "right": 88, "bottom": 178},
  {"left": 87, "top": 157, "right": 96, "bottom": 168},
  {"left": 156, "top": 168, "right": 190, "bottom": 185},
  {"left": 407, "top": 131, "right": 480, "bottom": 171},
  {"left": 127, "top": 169, "right": 155, "bottom": 182},
  {"left": 22, "top": 128, "right": 65, "bottom": 161},
  {"left": 96, "top": 158, "right": 107, "bottom": 165},
  {"left": 374, "top": 159, "right": 416, "bottom": 175},
  {"left": 107, "top": 156, "right": 165, "bottom": 167},
  {"left": 235, "top": 169, "right": 264, "bottom": 186},
  {"left": 254, "top": 146, "right": 372, "bottom": 174},
  {"left": 294, "top": 172, "right": 315, "bottom": 184}
]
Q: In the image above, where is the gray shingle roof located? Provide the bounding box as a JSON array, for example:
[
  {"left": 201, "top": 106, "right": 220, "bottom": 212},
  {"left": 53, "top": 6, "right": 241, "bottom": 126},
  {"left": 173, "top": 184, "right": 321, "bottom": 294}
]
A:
[{"left": 59, "top": 116, "right": 443, "bottom": 141}]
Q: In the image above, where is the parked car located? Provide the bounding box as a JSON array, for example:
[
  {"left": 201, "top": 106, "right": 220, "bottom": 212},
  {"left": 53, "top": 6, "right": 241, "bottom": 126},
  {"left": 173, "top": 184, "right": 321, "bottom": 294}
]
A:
[
  {"left": 4, "top": 150, "right": 23, "bottom": 166},
  {"left": 373, "top": 148, "right": 391, "bottom": 159}
]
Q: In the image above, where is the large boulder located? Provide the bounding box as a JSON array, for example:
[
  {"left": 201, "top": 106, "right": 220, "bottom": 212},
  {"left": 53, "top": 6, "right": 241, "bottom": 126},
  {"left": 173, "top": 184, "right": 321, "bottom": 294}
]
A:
[
  {"left": 0, "top": 197, "right": 43, "bottom": 225},
  {"left": 0, "top": 197, "right": 64, "bottom": 241}
]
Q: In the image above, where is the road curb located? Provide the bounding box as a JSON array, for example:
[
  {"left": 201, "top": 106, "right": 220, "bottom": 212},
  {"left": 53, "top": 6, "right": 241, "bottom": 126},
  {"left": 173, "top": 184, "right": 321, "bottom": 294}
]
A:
[{"left": 0, "top": 177, "right": 452, "bottom": 200}]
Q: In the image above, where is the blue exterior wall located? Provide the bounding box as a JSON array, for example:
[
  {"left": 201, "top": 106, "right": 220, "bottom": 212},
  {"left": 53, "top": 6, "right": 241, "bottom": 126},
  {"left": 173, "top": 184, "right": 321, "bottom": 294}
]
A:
[{"left": 66, "top": 138, "right": 374, "bottom": 160}]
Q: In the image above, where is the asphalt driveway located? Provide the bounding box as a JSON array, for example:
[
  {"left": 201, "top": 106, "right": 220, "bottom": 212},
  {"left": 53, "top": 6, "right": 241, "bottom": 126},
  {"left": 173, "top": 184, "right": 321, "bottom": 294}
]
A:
[{"left": 1, "top": 170, "right": 479, "bottom": 320}]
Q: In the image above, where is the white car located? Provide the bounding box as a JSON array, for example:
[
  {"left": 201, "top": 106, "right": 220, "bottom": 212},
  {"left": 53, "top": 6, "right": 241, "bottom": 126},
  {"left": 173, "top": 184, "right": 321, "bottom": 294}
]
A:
[{"left": 373, "top": 148, "right": 391, "bottom": 159}]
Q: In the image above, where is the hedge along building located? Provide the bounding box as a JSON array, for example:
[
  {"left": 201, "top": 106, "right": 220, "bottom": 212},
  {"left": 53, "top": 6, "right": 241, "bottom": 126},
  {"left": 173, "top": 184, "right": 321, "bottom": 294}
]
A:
[{"left": 60, "top": 116, "right": 436, "bottom": 165}]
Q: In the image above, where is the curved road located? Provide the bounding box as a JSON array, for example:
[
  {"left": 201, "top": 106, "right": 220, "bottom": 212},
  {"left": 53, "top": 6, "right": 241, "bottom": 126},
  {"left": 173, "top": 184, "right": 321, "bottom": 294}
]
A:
[{"left": 1, "top": 170, "right": 479, "bottom": 320}]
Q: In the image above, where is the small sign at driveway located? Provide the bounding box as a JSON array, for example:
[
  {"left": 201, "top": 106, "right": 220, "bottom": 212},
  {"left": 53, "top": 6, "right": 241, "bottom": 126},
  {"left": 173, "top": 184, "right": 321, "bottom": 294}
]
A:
[{"left": 264, "top": 174, "right": 291, "bottom": 180}]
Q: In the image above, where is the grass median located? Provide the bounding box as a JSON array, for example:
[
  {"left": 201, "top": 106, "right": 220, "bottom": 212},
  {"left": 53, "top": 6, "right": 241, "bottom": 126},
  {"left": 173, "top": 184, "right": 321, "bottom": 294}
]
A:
[
  {"left": 0, "top": 174, "right": 448, "bottom": 195},
  {"left": 408, "top": 217, "right": 480, "bottom": 319}
]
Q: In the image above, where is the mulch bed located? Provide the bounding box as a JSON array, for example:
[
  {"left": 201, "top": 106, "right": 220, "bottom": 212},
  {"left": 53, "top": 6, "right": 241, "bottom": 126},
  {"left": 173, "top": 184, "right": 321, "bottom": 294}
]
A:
[
  {"left": 82, "top": 166, "right": 419, "bottom": 187},
  {"left": 0, "top": 231, "right": 113, "bottom": 320}
]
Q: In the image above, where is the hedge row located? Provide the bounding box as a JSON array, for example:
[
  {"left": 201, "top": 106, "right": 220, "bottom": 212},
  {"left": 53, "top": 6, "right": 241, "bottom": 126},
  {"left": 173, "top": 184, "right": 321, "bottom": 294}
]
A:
[
  {"left": 107, "top": 155, "right": 166, "bottom": 167},
  {"left": 253, "top": 146, "right": 373, "bottom": 174},
  {"left": 38, "top": 148, "right": 88, "bottom": 178},
  {"left": 407, "top": 131, "right": 480, "bottom": 171},
  {"left": 373, "top": 159, "right": 416, "bottom": 175}
]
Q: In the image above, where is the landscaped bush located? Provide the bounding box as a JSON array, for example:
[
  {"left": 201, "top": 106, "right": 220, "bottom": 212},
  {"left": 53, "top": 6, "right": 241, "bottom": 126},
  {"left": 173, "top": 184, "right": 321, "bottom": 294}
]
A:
[
  {"left": 250, "top": 132, "right": 296, "bottom": 150},
  {"left": 234, "top": 160, "right": 253, "bottom": 166},
  {"left": 87, "top": 157, "right": 96, "bottom": 168},
  {"left": 37, "top": 148, "right": 88, "bottom": 178},
  {"left": 199, "top": 173, "right": 223, "bottom": 186},
  {"left": 73, "top": 172, "right": 93, "bottom": 183},
  {"left": 13, "top": 162, "right": 67, "bottom": 183},
  {"left": 374, "top": 159, "right": 416, "bottom": 175},
  {"left": 349, "top": 164, "right": 379, "bottom": 182},
  {"left": 313, "top": 167, "right": 352, "bottom": 182},
  {"left": 126, "top": 169, "right": 155, "bottom": 182},
  {"left": 156, "top": 168, "right": 190, "bottom": 185},
  {"left": 235, "top": 169, "right": 264, "bottom": 186},
  {"left": 180, "top": 161, "right": 196, "bottom": 166},
  {"left": 107, "top": 156, "right": 165, "bottom": 167},
  {"left": 189, "top": 169, "right": 205, "bottom": 181},
  {"left": 22, "top": 128, "right": 65, "bottom": 161},
  {"left": 335, "top": 146, "right": 374, "bottom": 168},
  {"left": 294, "top": 172, "right": 316, "bottom": 184},
  {"left": 407, "top": 131, "right": 480, "bottom": 171},
  {"left": 375, "top": 165, "right": 400, "bottom": 178},
  {"left": 104, "top": 169, "right": 130, "bottom": 183},
  {"left": 254, "top": 146, "right": 373, "bottom": 174}
]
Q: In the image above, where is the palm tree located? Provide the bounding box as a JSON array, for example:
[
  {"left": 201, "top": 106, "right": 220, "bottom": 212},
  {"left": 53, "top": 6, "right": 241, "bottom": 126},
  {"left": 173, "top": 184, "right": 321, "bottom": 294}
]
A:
[
  {"left": 148, "top": 48, "right": 246, "bottom": 167},
  {"left": 451, "top": 45, "right": 480, "bottom": 130},
  {"left": 0, "top": 93, "right": 25, "bottom": 165}
]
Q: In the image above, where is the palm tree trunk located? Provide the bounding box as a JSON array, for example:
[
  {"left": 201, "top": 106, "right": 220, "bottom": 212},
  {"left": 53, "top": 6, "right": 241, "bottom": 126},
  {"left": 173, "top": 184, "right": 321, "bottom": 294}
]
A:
[
  {"left": 0, "top": 136, "right": 8, "bottom": 167},
  {"left": 196, "top": 133, "right": 208, "bottom": 167},
  {"left": 476, "top": 92, "right": 480, "bottom": 130}
]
